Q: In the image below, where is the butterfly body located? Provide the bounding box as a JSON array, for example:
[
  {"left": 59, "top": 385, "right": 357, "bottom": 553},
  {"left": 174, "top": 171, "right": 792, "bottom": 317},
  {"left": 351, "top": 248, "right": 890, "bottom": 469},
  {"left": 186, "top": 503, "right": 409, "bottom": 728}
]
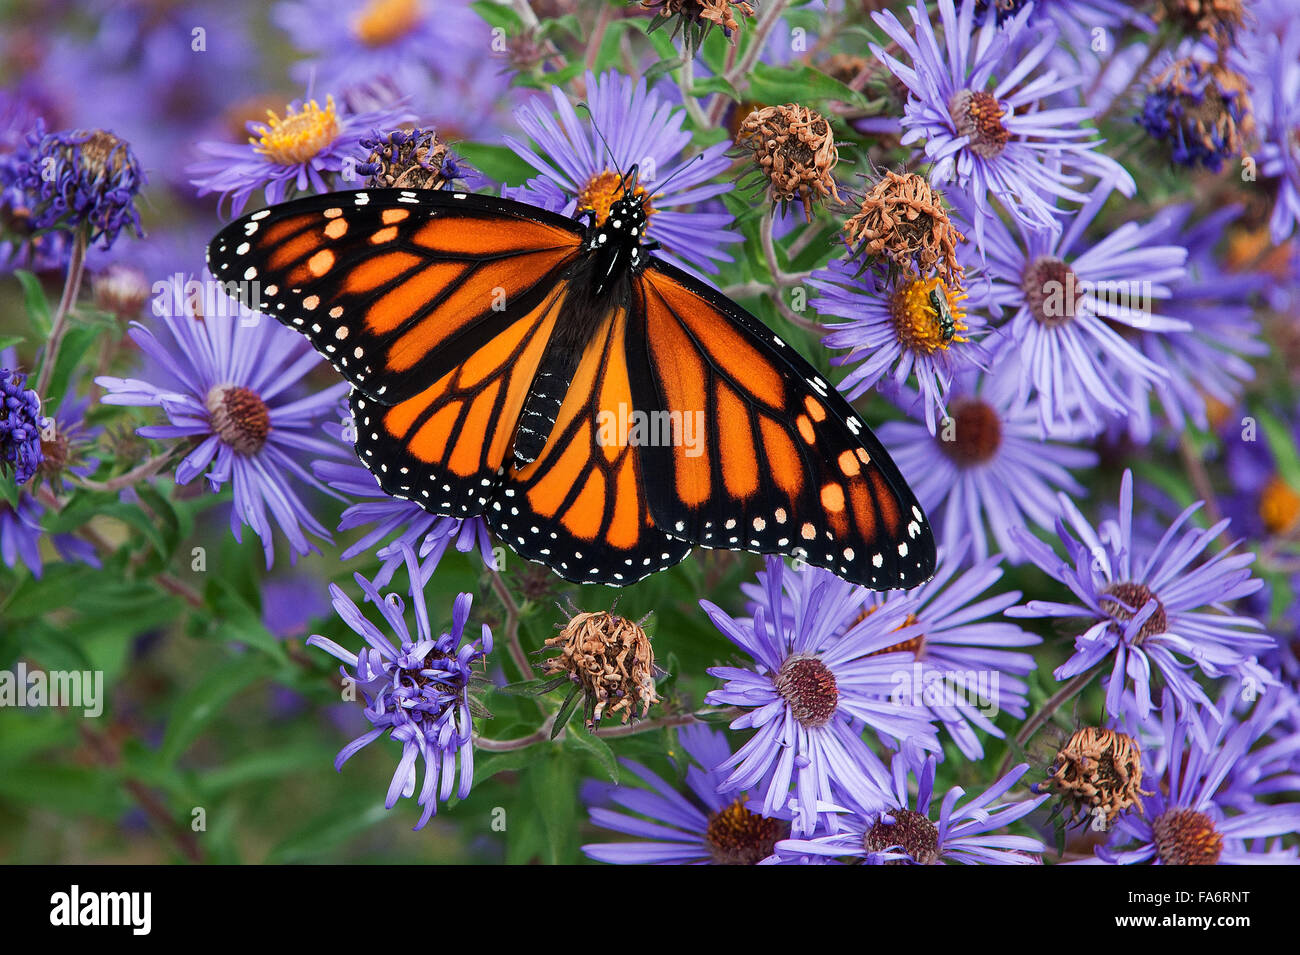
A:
[{"left": 207, "top": 187, "right": 936, "bottom": 589}]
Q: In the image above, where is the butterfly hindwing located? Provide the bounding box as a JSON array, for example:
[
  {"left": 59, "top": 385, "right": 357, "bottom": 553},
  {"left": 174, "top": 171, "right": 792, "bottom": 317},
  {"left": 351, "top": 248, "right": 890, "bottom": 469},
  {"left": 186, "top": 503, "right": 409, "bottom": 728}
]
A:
[
  {"left": 488, "top": 301, "right": 691, "bottom": 584},
  {"left": 206, "top": 189, "right": 583, "bottom": 404},
  {"left": 631, "top": 264, "right": 936, "bottom": 590}
]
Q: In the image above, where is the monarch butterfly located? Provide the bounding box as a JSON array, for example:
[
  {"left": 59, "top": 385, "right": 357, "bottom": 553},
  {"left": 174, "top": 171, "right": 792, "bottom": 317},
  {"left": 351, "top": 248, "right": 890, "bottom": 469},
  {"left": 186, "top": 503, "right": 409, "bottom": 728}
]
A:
[{"left": 206, "top": 171, "right": 935, "bottom": 589}]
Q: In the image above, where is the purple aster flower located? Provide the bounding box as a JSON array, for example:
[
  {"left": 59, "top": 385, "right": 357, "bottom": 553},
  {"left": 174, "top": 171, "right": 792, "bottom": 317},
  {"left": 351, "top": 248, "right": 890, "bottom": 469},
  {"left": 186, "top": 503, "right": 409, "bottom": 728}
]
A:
[
  {"left": 1090, "top": 695, "right": 1300, "bottom": 864},
  {"left": 0, "top": 490, "right": 101, "bottom": 579},
  {"left": 187, "top": 94, "right": 413, "bottom": 216},
  {"left": 702, "top": 556, "right": 940, "bottom": 836},
  {"left": 811, "top": 261, "right": 990, "bottom": 434},
  {"left": 1216, "top": 688, "right": 1300, "bottom": 813},
  {"left": 0, "top": 363, "right": 44, "bottom": 485},
  {"left": 869, "top": 0, "right": 1135, "bottom": 245},
  {"left": 582, "top": 724, "right": 790, "bottom": 865},
  {"left": 272, "top": 0, "right": 515, "bottom": 134},
  {"left": 1007, "top": 470, "right": 1276, "bottom": 733},
  {"left": 1137, "top": 53, "right": 1253, "bottom": 173},
  {"left": 1244, "top": 17, "right": 1300, "bottom": 244},
  {"left": 774, "top": 742, "right": 1047, "bottom": 864},
  {"left": 313, "top": 457, "right": 496, "bottom": 589},
  {"left": 30, "top": 1, "right": 264, "bottom": 185},
  {"left": 307, "top": 544, "right": 493, "bottom": 830},
  {"left": 0, "top": 119, "right": 144, "bottom": 250},
  {"left": 1108, "top": 203, "right": 1266, "bottom": 444},
  {"left": 855, "top": 544, "right": 1041, "bottom": 759},
  {"left": 876, "top": 372, "right": 1097, "bottom": 563},
  {"left": 96, "top": 273, "right": 350, "bottom": 567},
  {"left": 954, "top": 177, "right": 1189, "bottom": 436},
  {"left": 504, "top": 70, "right": 738, "bottom": 277}
]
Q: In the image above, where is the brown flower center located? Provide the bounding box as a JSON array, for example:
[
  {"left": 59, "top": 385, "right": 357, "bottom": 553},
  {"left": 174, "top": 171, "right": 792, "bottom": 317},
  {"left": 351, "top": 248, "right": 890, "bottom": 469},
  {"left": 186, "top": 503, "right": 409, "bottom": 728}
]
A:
[
  {"left": 206, "top": 385, "right": 271, "bottom": 455},
  {"left": 939, "top": 398, "right": 1002, "bottom": 466},
  {"left": 949, "top": 90, "right": 1010, "bottom": 159},
  {"left": 1151, "top": 808, "right": 1223, "bottom": 865},
  {"left": 1022, "top": 256, "right": 1082, "bottom": 327},
  {"left": 774, "top": 654, "right": 838, "bottom": 728},
  {"left": 865, "top": 807, "right": 941, "bottom": 864},
  {"left": 1100, "top": 582, "right": 1167, "bottom": 644},
  {"left": 705, "top": 797, "right": 787, "bottom": 864}
]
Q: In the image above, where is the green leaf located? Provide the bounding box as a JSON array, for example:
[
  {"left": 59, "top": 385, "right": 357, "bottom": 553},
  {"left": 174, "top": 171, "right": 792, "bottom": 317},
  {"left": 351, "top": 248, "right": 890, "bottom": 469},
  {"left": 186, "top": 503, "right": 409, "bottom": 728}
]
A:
[
  {"left": 746, "top": 62, "right": 865, "bottom": 107},
  {"left": 159, "top": 655, "right": 272, "bottom": 765},
  {"left": 563, "top": 728, "right": 619, "bottom": 783},
  {"left": 40, "top": 323, "right": 103, "bottom": 416},
  {"left": 454, "top": 142, "right": 538, "bottom": 187},
  {"left": 530, "top": 752, "right": 577, "bottom": 864},
  {"left": 14, "top": 270, "right": 51, "bottom": 332},
  {"left": 470, "top": 0, "right": 523, "bottom": 32},
  {"left": 472, "top": 747, "right": 539, "bottom": 785},
  {"left": 1257, "top": 407, "right": 1300, "bottom": 490},
  {"left": 0, "top": 763, "right": 131, "bottom": 819},
  {"left": 264, "top": 798, "right": 391, "bottom": 863},
  {"left": 551, "top": 685, "right": 583, "bottom": 739}
]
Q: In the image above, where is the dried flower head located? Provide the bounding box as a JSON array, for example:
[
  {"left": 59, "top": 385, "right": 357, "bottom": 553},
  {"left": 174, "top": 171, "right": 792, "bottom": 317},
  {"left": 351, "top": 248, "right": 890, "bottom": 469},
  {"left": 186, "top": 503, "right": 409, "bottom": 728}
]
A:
[
  {"left": 843, "top": 169, "right": 965, "bottom": 286},
  {"left": 639, "top": 0, "right": 756, "bottom": 48},
  {"left": 541, "top": 610, "right": 659, "bottom": 729},
  {"left": 1156, "top": 0, "right": 1246, "bottom": 45},
  {"left": 1, "top": 122, "right": 145, "bottom": 250},
  {"left": 357, "top": 126, "right": 462, "bottom": 190},
  {"left": 1138, "top": 58, "right": 1254, "bottom": 173},
  {"left": 92, "top": 263, "right": 151, "bottom": 322},
  {"left": 1039, "top": 727, "right": 1152, "bottom": 827},
  {"left": 734, "top": 104, "right": 844, "bottom": 222}
]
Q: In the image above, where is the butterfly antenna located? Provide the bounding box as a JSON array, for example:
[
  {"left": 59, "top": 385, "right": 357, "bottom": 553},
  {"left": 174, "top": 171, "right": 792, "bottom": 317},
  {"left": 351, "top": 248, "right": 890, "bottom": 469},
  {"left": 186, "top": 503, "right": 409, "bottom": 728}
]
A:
[
  {"left": 648, "top": 153, "right": 705, "bottom": 196},
  {"left": 576, "top": 102, "right": 626, "bottom": 191}
]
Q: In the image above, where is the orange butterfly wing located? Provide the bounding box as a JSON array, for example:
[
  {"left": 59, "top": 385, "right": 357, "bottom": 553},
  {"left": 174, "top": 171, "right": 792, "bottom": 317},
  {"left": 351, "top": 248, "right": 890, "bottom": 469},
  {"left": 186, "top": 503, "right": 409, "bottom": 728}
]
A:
[
  {"left": 629, "top": 265, "right": 935, "bottom": 590},
  {"left": 489, "top": 302, "right": 691, "bottom": 583},
  {"left": 207, "top": 189, "right": 582, "bottom": 404}
]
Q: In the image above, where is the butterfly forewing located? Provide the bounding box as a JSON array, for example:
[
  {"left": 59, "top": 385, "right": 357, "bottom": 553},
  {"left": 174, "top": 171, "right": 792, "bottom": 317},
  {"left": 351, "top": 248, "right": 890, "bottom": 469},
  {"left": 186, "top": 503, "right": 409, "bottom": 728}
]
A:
[{"left": 206, "top": 189, "right": 583, "bottom": 404}]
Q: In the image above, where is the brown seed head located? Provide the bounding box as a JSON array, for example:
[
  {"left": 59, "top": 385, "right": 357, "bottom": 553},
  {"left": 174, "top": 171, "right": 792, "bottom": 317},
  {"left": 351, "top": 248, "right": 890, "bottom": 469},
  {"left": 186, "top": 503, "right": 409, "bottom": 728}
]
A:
[
  {"left": 735, "top": 104, "right": 844, "bottom": 222},
  {"left": 843, "top": 170, "right": 965, "bottom": 287},
  {"left": 639, "top": 0, "right": 756, "bottom": 45},
  {"left": 362, "top": 127, "right": 455, "bottom": 191},
  {"left": 1040, "top": 727, "right": 1153, "bottom": 826},
  {"left": 541, "top": 610, "right": 659, "bottom": 727}
]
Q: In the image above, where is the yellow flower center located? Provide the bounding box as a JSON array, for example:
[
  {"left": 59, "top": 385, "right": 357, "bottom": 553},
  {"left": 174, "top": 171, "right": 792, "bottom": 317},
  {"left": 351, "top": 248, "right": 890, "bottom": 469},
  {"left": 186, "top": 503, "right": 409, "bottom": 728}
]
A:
[
  {"left": 252, "top": 97, "right": 341, "bottom": 166},
  {"left": 577, "top": 169, "right": 655, "bottom": 227},
  {"left": 888, "top": 276, "right": 967, "bottom": 355},
  {"left": 1259, "top": 475, "right": 1300, "bottom": 535},
  {"left": 352, "top": 0, "right": 424, "bottom": 48}
]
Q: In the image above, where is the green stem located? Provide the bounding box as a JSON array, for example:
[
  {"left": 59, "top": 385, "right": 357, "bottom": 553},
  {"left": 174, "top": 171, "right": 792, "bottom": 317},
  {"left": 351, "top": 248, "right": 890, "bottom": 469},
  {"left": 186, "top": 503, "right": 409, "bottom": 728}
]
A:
[
  {"left": 997, "top": 668, "right": 1098, "bottom": 778},
  {"left": 34, "top": 227, "right": 88, "bottom": 399}
]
